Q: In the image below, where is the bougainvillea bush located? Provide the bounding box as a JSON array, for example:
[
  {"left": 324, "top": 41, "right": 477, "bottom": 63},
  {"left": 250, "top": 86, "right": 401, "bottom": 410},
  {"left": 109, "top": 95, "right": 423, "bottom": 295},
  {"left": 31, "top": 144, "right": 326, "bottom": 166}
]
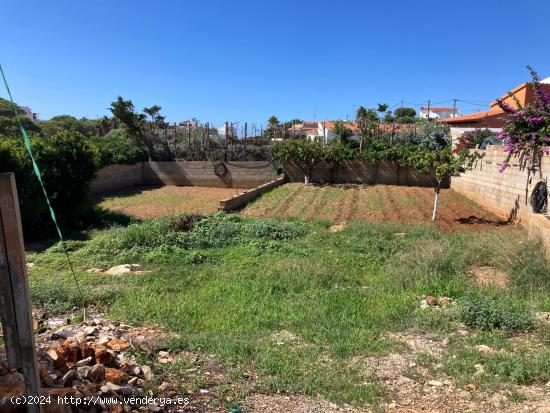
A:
[{"left": 497, "top": 67, "right": 550, "bottom": 172}]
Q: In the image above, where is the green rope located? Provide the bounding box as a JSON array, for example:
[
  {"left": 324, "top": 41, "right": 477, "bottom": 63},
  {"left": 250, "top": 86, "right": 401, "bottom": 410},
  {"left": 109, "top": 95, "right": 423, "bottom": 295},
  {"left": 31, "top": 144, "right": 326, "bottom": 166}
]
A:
[{"left": 0, "top": 63, "right": 85, "bottom": 308}]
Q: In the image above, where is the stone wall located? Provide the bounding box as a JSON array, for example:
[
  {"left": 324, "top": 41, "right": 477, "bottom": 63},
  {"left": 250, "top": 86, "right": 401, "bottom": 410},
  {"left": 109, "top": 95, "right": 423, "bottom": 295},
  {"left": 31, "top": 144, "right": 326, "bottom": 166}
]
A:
[
  {"left": 284, "top": 160, "right": 439, "bottom": 187},
  {"left": 89, "top": 164, "right": 143, "bottom": 195},
  {"left": 452, "top": 145, "right": 550, "bottom": 252},
  {"left": 90, "top": 161, "right": 279, "bottom": 194}
]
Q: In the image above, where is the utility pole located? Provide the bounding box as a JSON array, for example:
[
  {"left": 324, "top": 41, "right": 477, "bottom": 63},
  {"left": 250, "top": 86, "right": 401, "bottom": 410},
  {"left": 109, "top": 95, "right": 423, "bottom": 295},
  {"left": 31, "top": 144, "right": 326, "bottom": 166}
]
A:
[
  {"left": 427, "top": 100, "right": 431, "bottom": 121},
  {"left": 452, "top": 99, "right": 458, "bottom": 117}
]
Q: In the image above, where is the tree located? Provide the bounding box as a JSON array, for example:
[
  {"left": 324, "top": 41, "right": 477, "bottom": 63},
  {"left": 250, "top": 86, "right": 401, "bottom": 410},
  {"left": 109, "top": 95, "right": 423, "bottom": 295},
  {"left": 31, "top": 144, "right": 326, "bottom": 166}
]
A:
[
  {"left": 407, "top": 125, "right": 482, "bottom": 221},
  {"left": 331, "top": 120, "right": 354, "bottom": 144},
  {"left": 272, "top": 139, "right": 325, "bottom": 184},
  {"left": 265, "top": 115, "right": 282, "bottom": 140},
  {"left": 377, "top": 103, "right": 389, "bottom": 117},
  {"left": 0, "top": 97, "right": 41, "bottom": 136},
  {"left": 0, "top": 130, "right": 100, "bottom": 237},
  {"left": 109, "top": 97, "right": 152, "bottom": 159},
  {"left": 355, "top": 106, "right": 378, "bottom": 150},
  {"left": 414, "top": 120, "right": 451, "bottom": 150},
  {"left": 267, "top": 115, "right": 280, "bottom": 129},
  {"left": 394, "top": 107, "right": 416, "bottom": 119}
]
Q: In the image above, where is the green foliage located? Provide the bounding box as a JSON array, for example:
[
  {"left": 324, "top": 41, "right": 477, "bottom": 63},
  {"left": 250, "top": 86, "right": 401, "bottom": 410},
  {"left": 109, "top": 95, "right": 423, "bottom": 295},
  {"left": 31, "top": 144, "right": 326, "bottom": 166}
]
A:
[
  {"left": 90, "top": 128, "right": 148, "bottom": 167},
  {"left": 405, "top": 123, "right": 482, "bottom": 186},
  {"left": 271, "top": 138, "right": 325, "bottom": 177},
  {"left": 0, "top": 97, "right": 41, "bottom": 136},
  {"left": 331, "top": 120, "right": 354, "bottom": 143},
  {"left": 85, "top": 213, "right": 308, "bottom": 261},
  {"left": 412, "top": 121, "right": 451, "bottom": 150},
  {"left": 355, "top": 106, "right": 378, "bottom": 148},
  {"left": 458, "top": 293, "right": 534, "bottom": 332},
  {"left": 489, "top": 352, "right": 550, "bottom": 385},
  {"left": 324, "top": 140, "right": 357, "bottom": 164},
  {"left": 41, "top": 115, "right": 100, "bottom": 138},
  {"left": 0, "top": 131, "right": 100, "bottom": 238},
  {"left": 394, "top": 107, "right": 417, "bottom": 119}
]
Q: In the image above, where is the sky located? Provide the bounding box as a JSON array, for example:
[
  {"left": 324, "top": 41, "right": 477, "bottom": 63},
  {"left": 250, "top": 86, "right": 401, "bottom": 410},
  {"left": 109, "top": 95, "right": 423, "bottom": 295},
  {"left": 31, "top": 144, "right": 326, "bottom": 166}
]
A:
[{"left": 1, "top": 0, "right": 550, "bottom": 128}]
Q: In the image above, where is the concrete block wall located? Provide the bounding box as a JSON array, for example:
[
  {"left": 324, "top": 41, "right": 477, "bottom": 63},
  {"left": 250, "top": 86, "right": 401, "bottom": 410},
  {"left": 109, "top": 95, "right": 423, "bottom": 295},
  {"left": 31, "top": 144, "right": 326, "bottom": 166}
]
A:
[
  {"left": 284, "top": 160, "right": 439, "bottom": 187},
  {"left": 90, "top": 161, "right": 279, "bottom": 194},
  {"left": 452, "top": 145, "right": 550, "bottom": 252},
  {"left": 89, "top": 164, "right": 143, "bottom": 195},
  {"left": 143, "top": 161, "right": 278, "bottom": 189}
]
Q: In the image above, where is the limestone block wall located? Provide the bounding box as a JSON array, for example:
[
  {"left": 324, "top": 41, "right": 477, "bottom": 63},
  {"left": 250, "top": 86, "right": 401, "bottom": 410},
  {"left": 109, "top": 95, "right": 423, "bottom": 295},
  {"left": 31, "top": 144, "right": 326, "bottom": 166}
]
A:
[{"left": 452, "top": 145, "right": 550, "bottom": 252}]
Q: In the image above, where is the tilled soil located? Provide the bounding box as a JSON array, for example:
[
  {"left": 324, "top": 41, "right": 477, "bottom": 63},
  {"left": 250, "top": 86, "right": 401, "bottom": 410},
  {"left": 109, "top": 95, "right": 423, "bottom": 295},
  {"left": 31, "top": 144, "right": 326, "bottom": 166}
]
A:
[
  {"left": 97, "top": 186, "right": 246, "bottom": 219},
  {"left": 243, "top": 183, "right": 508, "bottom": 232}
]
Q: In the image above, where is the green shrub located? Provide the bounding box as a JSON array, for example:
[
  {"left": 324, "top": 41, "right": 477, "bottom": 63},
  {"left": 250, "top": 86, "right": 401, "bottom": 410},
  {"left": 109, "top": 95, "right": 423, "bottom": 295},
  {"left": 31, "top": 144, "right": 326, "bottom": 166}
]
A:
[
  {"left": 84, "top": 214, "right": 308, "bottom": 261},
  {"left": 487, "top": 352, "right": 550, "bottom": 385},
  {"left": 0, "top": 131, "right": 100, "bottom": 238},
  {"left": 89, "top": 128, "right": 148, "bottom": 167},
  {"left": 458, "top": 293, "right": 534, "bottom": 332}
]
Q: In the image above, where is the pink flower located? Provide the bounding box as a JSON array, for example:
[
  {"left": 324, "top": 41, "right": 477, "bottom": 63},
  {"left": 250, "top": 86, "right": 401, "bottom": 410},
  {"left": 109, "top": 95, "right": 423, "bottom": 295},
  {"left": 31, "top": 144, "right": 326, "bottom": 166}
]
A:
[{"left": 498, "top": 162, "right": 508, "bottom": 173}]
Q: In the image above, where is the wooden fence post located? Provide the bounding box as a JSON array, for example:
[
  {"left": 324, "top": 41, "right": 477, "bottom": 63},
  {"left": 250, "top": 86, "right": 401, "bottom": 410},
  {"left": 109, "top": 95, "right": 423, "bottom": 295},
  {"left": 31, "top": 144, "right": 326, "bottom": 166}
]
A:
[{"left": 0, "top": 172, "right": 42, "bottom": 412}]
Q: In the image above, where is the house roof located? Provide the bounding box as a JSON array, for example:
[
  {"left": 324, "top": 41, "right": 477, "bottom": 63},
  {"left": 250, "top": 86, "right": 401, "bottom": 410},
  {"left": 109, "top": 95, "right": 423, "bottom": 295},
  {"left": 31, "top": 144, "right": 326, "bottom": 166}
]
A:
[
  {"left": 420, "top": 107, "right": 454, "bottom": 112},
  {"left": 439, "top": 109, "right": 504, "bottom": 124},
  {"left": 320, "top": 121, "right": 359, "bottom": 132}
]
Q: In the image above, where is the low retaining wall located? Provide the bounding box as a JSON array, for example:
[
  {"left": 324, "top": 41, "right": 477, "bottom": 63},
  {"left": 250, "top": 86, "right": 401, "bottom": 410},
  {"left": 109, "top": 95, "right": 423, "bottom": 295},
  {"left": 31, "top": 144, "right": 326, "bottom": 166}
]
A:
[
  {"left": 219, "top": 176, "right": 286, "bottom": 212},
  {"left": 90, "top": 161, "right": 279, "bottom": 194},
  {"left": 90, "top": 164, "right": 143, "bottom": 195},
  {"left": 452, "top": 145, "right": 550, "bottom": 253},
  {"left": 283, "top": 160, "right": 439, "bottom": 187}
]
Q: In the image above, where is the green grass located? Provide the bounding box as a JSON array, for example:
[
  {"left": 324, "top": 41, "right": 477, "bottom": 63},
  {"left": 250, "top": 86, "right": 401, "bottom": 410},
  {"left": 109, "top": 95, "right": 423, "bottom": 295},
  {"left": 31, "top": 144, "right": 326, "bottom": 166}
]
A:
[{"left": 27, "top": 213, "right": 550, "bottom": 406}]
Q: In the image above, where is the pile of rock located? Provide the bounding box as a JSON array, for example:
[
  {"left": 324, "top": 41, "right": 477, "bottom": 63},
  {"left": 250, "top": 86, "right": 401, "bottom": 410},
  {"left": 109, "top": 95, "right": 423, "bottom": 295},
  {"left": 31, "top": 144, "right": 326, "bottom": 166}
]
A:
[{"left": 0, "top": 316, "right": 182, "bottom": 412}]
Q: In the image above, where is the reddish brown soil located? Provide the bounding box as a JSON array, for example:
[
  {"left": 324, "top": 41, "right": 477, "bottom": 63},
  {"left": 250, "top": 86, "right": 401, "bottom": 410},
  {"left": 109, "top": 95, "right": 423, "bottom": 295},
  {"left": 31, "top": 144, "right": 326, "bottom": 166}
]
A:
[
  {"left": 97, "top": 185, "right": 246, "bottom": 219},
  {"left": 243, "top": 183, "right": 508, "bottom": 232}
]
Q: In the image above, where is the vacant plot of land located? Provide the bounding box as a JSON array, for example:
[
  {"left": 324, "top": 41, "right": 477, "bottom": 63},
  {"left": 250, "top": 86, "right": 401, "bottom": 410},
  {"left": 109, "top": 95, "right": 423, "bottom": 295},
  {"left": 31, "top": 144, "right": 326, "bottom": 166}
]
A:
[
  {"left": 97, "top": 185, "right": 245, "bottom": 219},
  {"left": 27, "top": 211, "right": 550, "bottom": 411},
  {"left": 243, "top": 183, "right": 506, "bottom": 231}
]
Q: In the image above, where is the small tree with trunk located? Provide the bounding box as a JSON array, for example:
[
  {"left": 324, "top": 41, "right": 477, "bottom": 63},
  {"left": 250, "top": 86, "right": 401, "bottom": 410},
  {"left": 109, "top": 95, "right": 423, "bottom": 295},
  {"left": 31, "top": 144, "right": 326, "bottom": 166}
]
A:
[
  {"left": 407, "top": 147, "right": 481, "bottom": 220},
  {"left": 272, "top": 138, "right": 324, "bottom": 184},
  {"left": 355, "top": 106, "right": 378, "bottom": 151}
]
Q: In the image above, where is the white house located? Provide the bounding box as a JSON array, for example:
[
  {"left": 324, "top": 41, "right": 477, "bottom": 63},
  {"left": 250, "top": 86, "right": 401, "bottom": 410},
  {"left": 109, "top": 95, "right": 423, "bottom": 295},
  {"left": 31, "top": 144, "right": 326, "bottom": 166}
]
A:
[{"left": 419, "top": 107, "right": 458, "bottom": 120}]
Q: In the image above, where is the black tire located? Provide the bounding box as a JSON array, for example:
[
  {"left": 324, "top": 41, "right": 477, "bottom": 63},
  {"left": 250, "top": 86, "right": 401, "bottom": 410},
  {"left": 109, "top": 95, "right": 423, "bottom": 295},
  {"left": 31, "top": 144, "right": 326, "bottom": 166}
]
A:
[{"left": 214, "top": 162, "right": 228, "bottom": 177}]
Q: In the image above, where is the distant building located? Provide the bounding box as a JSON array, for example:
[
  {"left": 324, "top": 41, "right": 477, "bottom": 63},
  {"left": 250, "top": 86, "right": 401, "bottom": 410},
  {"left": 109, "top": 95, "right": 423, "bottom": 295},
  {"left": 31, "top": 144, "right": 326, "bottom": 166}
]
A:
[
  {"left": 20, "top": 106, "right": 38, "bottom": 121},
  {"left": 287, "top": 121, "right": 417, "bottom": 144},
  {"left": 440, "top": 76, "right": 550, "bottom": 128},
  {"left": 179, "top": 119, "right": 199, "bottom": 129},
  {"left": 419, "top": 107, "right": 458, "bottom": 120}
]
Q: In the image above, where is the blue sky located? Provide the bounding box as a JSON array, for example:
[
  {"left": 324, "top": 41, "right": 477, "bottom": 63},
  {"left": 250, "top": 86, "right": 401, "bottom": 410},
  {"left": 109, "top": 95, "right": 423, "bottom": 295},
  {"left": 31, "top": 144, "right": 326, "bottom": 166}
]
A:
[{"left": 1, "top": 0, "right": 549, "bottom": 128}]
